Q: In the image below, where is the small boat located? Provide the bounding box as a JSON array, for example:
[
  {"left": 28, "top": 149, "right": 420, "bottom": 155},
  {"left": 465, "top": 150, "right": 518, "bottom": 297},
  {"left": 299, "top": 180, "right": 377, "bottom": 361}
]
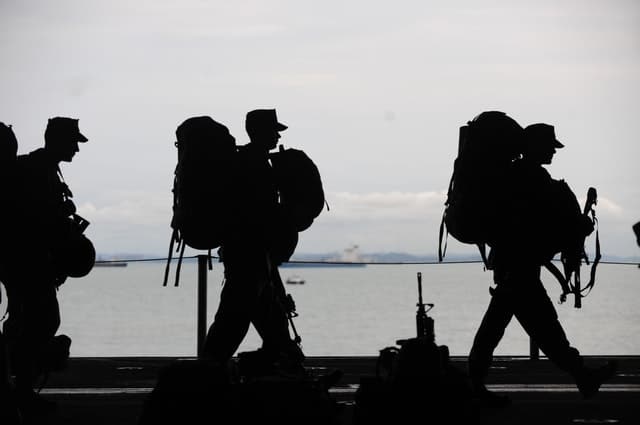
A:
[{"left": 286, "top": 275, "right": 305, "bottom": 284}]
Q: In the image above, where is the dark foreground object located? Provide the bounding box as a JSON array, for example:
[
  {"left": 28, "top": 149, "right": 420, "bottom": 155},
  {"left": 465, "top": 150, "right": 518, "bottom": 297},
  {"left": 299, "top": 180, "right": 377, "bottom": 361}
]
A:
[
  {"left": 138, "top": 359, "right": 341, "bottom": 425},
  {"left": 11, "top": 356, "right": 640, "bottom": 425}
]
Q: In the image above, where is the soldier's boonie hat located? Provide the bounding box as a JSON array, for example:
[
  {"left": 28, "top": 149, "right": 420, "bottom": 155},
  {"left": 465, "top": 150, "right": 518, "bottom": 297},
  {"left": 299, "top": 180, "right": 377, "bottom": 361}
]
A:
[
  {"left": 46, "top": 117, "right": 88, "bottom": 143},
  {"left": 524, "top": 123, "right": 563, "bottom": 148},
  {"left": 245, "top": 109, "right": 288, "bottom": 134}
]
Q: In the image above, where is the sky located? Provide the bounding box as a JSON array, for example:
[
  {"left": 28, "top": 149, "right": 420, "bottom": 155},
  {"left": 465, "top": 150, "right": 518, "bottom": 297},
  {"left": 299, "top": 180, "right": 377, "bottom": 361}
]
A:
[{"left": 1, "top": 0, "right": 639, "bottom": 258}]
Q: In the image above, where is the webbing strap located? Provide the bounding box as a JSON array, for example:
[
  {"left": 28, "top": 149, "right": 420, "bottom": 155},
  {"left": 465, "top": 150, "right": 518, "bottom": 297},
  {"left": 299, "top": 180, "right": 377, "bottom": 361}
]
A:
[
  {"left": 438, "top": 211, "right": 448, "bottom": 262},
  {"left": 583, "top": 219, "right": 600, "bottom": 297},
  {"left": 174, "top": 240, "right": 186, "bottom": 287},
  {"left": 438, "top": 169, "right": 456, "bottom": 263},
  {"left": 544, "top": 261, "right": 571, "bottom": 303},
  {"left": 477, "top": 243, "right": 489, "bottom": 270},
  {"left": 573, "top": 266, "right": 582, "bottom": 308},
  {"left": 162, "top": 229, "right": 177, "bottom": 287}
]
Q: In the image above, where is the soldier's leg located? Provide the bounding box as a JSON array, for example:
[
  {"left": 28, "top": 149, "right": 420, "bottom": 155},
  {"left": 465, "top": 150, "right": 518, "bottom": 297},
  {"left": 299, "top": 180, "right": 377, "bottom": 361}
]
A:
[
  {"left": 4, "top": 275, "right": 60, "bottom": 386},
  {"left": 202, "top": 263, "right": 265, "bottom": 363},
  {"left": 514, "top": 269, "right": 617, "bottom": 398},
  {"left": 20, "top": 284, "right": 61, "bottom": 387},
  {"left": 513, "top": 275, "right": 583, "bottom": 375},
  {"left": 468, "top": 286, "right": 514, "bottom": 390},
  {"left": 251, "top": 267, "right": 300, "bottom": 361}
]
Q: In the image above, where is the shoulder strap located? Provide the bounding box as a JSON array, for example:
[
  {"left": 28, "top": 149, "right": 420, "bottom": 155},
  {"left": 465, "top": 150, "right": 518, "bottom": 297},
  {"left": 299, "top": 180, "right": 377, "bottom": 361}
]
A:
[
  {"left": 544, "top": 261, "right": 572, "bottom": 303},
  {"left": 477, "top": 243, "right": 489, "bottom": 269},
  {"left": 582, "top": 214, "right": 601, "bottom": 298}
]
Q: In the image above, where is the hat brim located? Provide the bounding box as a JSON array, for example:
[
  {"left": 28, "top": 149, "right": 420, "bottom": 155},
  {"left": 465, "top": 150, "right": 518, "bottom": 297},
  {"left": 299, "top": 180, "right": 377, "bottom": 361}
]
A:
[
  {"left": 553, "top": 139, "right": 564, "bottom": 148},
  {"left": 77, "top": 132, "right": 88, "bottom": 143},
  {"left": 276, "top": 122, "right": 288, "bottom": 131}
]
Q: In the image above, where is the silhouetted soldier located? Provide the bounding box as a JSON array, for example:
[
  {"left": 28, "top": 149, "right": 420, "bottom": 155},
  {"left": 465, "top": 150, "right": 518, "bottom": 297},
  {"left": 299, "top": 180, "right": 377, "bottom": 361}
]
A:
[
  {"left": 468, "top": 123, "right": 617, "bottom": 406},
  {"left": 2, "top": 117, "right": 88, "bottom": 415},
  {"left": 203, "top": 109, "right": 304, "bottom": 374},
  {"left": 0, "top": 122, "right": 21, "bottom": 423},
  {"left": 0, "top": 122, "right": 18, "bottom": 288},
  {"left": 633, "top": 222, "right": 640, "bottom": 248}
]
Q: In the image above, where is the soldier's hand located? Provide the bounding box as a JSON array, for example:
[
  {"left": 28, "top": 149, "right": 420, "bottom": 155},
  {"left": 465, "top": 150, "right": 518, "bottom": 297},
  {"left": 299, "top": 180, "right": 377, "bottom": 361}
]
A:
[{"left": 580, "top": 215, "right": 595, "bottom": 236}]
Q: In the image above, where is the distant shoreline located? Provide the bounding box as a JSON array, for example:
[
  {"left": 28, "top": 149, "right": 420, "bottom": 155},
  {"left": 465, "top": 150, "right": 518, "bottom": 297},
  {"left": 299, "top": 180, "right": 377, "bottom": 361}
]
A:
[{"left": 94, "top": 252, "right": 640, "bottom": 265}]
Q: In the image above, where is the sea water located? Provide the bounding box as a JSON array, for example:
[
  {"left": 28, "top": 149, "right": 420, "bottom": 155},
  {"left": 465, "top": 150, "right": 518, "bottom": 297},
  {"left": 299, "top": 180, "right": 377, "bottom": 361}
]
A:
[{"left": 9, "top": 261, "right": 637, "bottom": 357}]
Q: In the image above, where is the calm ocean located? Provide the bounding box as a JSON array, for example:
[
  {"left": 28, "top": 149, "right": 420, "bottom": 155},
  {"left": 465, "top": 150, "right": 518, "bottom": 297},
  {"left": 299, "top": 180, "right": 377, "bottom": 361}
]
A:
[{"left": 12, "top": 261, "right": 638, "bottom": 357}]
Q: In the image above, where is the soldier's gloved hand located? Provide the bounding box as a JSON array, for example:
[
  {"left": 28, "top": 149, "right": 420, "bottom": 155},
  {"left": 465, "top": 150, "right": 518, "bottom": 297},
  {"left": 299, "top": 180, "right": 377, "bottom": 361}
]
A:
[{"left": 580, "top": 215, "right": 595, "bottom": 236}]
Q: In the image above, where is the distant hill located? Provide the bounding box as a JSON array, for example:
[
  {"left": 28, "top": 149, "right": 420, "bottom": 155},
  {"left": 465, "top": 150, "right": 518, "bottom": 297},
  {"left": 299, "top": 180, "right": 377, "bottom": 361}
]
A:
[
  {"left": 97, "top": 251, "right": 638, "bottom": 264},
  {"left": 290, "top": 251, "right": 481, "bottom": 264}
]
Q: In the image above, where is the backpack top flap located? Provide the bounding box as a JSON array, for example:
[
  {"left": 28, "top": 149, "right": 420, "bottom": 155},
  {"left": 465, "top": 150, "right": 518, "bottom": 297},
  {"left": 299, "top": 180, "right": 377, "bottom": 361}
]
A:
[
  {"left": 443, "top": 111, "right": 524, "bottom": 246},
  {"left": 172, "top": 116, "right": 237, "bottom": 250}
]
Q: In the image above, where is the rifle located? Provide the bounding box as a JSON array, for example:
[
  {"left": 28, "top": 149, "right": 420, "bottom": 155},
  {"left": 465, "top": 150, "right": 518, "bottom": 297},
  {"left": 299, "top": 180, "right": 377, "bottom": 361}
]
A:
[
  {"left": 270, "top": 261, "right": 302, "bottom": 346},
  {"left": 396, "top": 272, "right": 435, "bottom": 346},
  {"left": 556, "top": 187, "right": 599, "bottom": 308},
  {"left": 415, "top": 272, "right": 435, "bottom": 341},
  {"left": 393, "top": 272, "right": 451, "bottom": 379}
]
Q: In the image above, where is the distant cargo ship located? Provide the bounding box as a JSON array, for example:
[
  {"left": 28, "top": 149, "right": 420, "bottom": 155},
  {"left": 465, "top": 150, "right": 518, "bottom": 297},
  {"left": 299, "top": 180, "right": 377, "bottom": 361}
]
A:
[{"left": 282, "top": 245, "right": 367, "bottom": 268}]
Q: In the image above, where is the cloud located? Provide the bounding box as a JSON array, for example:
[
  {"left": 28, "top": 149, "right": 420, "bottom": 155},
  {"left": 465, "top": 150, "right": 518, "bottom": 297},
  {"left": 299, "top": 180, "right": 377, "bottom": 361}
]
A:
[
  {"left": 323, "top": 191, "right": 447, "bottom": 221},
  {"left": 70, "top": 188, "right": 638, "bottom": 257},
  {"left": 593, "top": 197, "right": 624, "bottom": 217},
  {"left": 76, "top": 192, "right": 171, "bottom": 227},
  {"left": 3, "top": 1, "right": 637, "bottom": 257}
]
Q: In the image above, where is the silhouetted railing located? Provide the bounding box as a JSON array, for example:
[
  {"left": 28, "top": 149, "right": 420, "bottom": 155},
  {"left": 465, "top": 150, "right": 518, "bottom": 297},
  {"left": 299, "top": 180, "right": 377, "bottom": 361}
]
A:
[{"left": 93, "top": 255, "right": 639, "bottom": 359}]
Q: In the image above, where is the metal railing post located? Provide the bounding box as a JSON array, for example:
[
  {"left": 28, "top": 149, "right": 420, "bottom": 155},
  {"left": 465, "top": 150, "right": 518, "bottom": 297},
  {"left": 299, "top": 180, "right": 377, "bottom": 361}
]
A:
[
  {"left": 529, "top": 337, "right": 539, "bottom": 360},
  {"left": 197, "top": 255, "right": 208, "bottom": 357}
]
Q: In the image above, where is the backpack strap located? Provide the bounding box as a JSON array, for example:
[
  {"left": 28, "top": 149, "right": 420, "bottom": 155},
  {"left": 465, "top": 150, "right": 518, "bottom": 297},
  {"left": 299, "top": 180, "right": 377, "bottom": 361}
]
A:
[
  {"left": 438, "top": 163, "right": 458, "bottom": 263},
  {"left": 162, "top": 228, "right": 178, "bottom": 287},
  {"left": 438, "top": 211, "right": 448, "bottom": 262},
  {"left": 582, "top": 215, "right": 600, "bottom": 298},
  {"left": 174, "top": 239, "right": 186, "bottom": 287},
  {"left": 544, "top": 261, "right": 572, "bottom": 303},
  {"left": 571, "top": 264, "right": 582, "bottom": 308},
  {"left": 477, "top": 243, "right": 489, "bottom": 269}
]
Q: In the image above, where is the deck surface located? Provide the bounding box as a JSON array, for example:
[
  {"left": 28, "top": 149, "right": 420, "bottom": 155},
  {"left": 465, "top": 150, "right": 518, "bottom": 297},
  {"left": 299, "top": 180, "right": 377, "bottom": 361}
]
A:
[{"left": 10, "top": 355, "right": 640, "bottom": 424}]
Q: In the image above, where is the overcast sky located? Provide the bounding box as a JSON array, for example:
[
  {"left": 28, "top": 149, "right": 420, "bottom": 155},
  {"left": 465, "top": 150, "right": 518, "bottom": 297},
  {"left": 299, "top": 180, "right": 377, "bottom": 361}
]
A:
[{"left": 2, "top": 0, "right": 639, "bottom": 258}]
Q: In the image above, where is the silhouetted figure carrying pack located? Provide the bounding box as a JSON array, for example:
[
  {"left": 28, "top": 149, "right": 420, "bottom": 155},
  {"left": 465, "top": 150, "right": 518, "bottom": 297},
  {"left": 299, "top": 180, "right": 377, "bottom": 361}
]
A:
[
  {"left": 1, "top": 117, "right": 94, "bottom": 418},
  {"left": 149, "top": 110, "right": 336, "bottom": 424},
  {"left": 202, "top": 109, "right": 324, "bottom": 376},
  {"left": 442, "top": 113, "right": 616, "bottom": 407},
  {"left": 0, "top": 122, "right": 21, "bottom": 424}
]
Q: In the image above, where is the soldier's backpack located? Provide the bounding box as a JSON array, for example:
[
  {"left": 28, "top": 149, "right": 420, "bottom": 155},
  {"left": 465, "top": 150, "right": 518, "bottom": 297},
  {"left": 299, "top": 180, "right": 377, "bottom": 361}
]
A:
[
  {"left": 438, "top": 111, "right": 524, "bottom": 264},
  {"left": 270, "top": 145, "right": 326, "bottom": 232},
  {"left": 163, "top": 116, "right": 237, "bottom": 286}
]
